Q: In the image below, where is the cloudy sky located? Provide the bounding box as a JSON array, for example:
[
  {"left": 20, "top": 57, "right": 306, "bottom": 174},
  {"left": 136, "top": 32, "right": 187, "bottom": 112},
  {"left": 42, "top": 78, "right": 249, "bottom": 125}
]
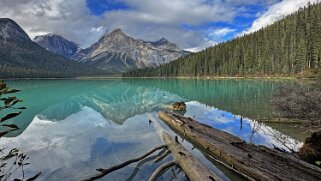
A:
[{"left": 0, "top": 0, "right": 319, "bottom": 51}]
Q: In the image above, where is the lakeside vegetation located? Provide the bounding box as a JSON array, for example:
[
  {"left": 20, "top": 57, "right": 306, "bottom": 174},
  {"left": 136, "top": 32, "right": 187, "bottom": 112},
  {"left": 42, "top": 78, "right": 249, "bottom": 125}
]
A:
[
  {"left": 1, "top": 2, "right": 321, "bottom": 180},
  {"left": 124, "top": 2, "right": 321, "bottom": 78},
  {"left": 273, "top": 83, "right": 321, "bottom": 128},
  {"left": 0, "top": 81, "right": 41, "bottom": 180}
]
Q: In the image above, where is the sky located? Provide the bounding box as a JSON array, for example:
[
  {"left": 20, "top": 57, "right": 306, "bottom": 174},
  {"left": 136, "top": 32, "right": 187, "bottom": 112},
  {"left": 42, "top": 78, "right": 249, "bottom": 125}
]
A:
[{"left": 0, "top": 0, "right": 319, "bottom": 51}]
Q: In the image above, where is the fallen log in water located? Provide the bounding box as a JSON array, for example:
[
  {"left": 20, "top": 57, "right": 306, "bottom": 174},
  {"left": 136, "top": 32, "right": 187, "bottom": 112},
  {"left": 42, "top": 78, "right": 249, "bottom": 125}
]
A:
[
  {"left": 158, "top": 111, "right": 321, "bottom": 181},
  {"left": 156, "top": 131, "right": 223, "bottom": 181},
  {"left": 84, "top": 116, "right": 222, "bottom": 181},
  {"left": 149, "top": 114, "right": 223, "bottom": 181},
  {"left": 83, "top": 145, "right": 166, "bottom": 181},
  {"left": 257, "top": 117, "right": 310, "bottom": 124}
]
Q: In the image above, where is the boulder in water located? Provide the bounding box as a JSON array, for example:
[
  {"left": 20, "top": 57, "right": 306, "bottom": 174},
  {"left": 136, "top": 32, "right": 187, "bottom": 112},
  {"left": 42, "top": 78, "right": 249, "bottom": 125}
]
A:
[
  {"left": 171, "top": 102, "right": 186, "bottom": 111},
  {"left": 298, "top": 131, "right": 321, "bottom": 165}
]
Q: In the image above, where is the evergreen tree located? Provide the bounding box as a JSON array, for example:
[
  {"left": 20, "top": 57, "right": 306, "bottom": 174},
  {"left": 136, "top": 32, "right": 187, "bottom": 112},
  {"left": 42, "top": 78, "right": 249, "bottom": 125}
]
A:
[{"left": 125, "top": 2, "right": 321, "bottom": 78}]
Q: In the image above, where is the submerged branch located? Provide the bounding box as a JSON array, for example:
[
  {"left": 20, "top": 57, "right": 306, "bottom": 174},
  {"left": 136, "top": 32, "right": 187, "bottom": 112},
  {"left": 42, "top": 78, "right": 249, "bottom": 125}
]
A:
[
  {"left": 152, "top": 150, "right": 170, "bottom": 163},
  {"left": 158, "top": 111, "right": 321, "bottom": 181},
  {"left": 83, "top": 145, "right": 166, "bottom": 181},
  {"left": 148, "top": 161, "right": 177, "bottom": 181},
  {"left": 162, "top": 131, "right": 223, "bottom": 181}
]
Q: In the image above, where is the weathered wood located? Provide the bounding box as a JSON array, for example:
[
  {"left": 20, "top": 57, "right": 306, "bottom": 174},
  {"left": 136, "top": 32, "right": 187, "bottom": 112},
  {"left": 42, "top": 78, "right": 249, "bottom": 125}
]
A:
[
  {"left": 257, "top": 117, "right": 310, "bottom": 124},
  {"left": 152, "top": 150, "right": 170, "bottom": 163},
  {"left": 148, "top": 161, "right": 176, "bottom": 181},
  {"left": 159, "top": 111, "right": 321, "bottom": 181},
  {"left": 82, "top": 145, "right": 166, "bottom": 181},
  {"left": 162, "top": 131, "right": 223, "bottom": 181},
  {"left": 148, "top": 114, "right": 224, "bottom": 181}
]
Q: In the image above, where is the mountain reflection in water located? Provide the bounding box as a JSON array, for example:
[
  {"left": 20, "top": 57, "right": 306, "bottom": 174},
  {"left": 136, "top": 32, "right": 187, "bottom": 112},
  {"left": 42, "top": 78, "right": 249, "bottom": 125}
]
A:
[{"left": 0, "top": 79, "right": 302, "bottom": 181}]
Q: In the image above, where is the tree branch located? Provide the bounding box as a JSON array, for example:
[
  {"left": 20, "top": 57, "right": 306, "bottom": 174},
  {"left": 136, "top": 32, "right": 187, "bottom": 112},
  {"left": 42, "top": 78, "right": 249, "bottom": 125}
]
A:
[
  {"left": 152, "top": 150, "right": 170, "bottom": 163},
  {"left": 82, "top": 145, "right": 166, "bottom": 181},
  {"left": 147, "top": 161, "right": 177, "bottom": 181}
]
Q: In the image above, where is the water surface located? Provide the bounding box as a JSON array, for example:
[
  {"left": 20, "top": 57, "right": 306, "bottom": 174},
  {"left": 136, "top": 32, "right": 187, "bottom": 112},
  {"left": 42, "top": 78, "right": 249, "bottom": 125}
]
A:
[{"left": 0, "top": 79, "right": 303, "bottom": 180}]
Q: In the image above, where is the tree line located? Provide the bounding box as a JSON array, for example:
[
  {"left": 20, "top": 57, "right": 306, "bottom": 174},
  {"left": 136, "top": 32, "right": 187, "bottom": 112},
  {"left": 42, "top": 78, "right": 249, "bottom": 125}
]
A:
[
  {"left": 0, "top": 37, "right": 104, "bottom": 78},
  {"left": 124, "top": 2, "right": 321, "bottom": 77}
]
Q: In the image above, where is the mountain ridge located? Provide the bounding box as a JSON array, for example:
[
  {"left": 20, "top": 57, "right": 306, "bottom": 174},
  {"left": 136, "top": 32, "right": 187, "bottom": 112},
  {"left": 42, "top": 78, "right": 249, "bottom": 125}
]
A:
[
  {"left": 32, "top": 28, "right": 189, "bottom": 73},
  {"left": 34, "top": 34, "right": 80, "bottom": 59},
  {"left": 124, "top": 2, "right": 321, "bottom": 78},
  {"left": 0, "top": 18, "right": 103, "bottom": 78},
  {"left": 0, "top": 18, "right": 30, "bottom": 42},
  {"left": 73, "top": 28, "right": 189, "bottom": 73}
]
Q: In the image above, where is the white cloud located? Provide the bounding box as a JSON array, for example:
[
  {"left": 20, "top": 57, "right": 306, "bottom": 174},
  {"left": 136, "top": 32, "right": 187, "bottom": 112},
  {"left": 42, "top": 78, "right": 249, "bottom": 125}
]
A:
[
  {"left": 184, "top": 40, "right": 217, "bottom": 52},
  {"left": 2, "top": 0, "right": 314, "bottom": 49},
  {"left": 242, "top": 0, "right": 321, "bottom": 35},
  {"left": 210, "top": 28, "right": 236, "bottom": 37},
  {"left": 0, "top": 0, "right": 102, "bottom": 47},
  {"left": 90, "top": 26, "right": 105, "bottom": 34},
  {"left": 0, "top": 0, "right": 247, "bottom": 48}
]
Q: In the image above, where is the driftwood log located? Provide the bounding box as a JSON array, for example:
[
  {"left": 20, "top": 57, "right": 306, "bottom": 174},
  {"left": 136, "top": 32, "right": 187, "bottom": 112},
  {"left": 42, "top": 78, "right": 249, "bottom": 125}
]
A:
[
  {"left": 158, "top": 131, "right": 223, "bottom": 181},
  {"left": 83, "top": 145, "right": 166, "bottom": 181},
  {"left": 84, "top": 116, "right": 222, "bottom": 181},
  {"left": 257, "top": 117, "right": 310, "bottom": 124},
  {"left": 159, "top": 111, "right": 321, "bottom": 181}
]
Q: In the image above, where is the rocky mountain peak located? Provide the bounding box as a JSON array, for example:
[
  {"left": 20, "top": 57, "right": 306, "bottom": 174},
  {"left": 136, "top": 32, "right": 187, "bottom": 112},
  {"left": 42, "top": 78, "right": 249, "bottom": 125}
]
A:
[
  {"left": 157, "top": 38, "right": 169, "bottom": 44},
  {"left": 110, "top": 28, "right": 124, "bottom": 34},
  {"left": 150, "top": 37, "right": 181, "bottom": 51},
  {"left": 35, "top": 33, "right": 61, "bottom": 39},
  {"left": 34, "top": 33, "right": 79, "bottom": 59},
  {"left": 96, "top": 28, "right": 130, "bottom": 46},
  {"left": 104, "top": 28, "right": 127, "bottom": 38},
  {"left": 75, "top": 28, "right": 190, "bottom": 71},
  {"left": 0, "top": 18, "right": 30, "bottom": 41}
]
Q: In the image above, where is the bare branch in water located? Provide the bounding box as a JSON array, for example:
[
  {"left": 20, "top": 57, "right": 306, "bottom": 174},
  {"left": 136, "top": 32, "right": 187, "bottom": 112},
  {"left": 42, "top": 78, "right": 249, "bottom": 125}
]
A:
[
  {"left": 147, "top": 161, "right": 177, "bottom": 181},
  {"left": 83, "top": 145, "right": 166, "bottom": 181}
]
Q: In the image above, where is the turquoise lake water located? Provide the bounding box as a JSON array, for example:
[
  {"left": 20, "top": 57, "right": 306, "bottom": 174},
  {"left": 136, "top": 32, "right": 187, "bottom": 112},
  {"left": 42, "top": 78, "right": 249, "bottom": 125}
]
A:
[{"left": 0, "top": 79, "right": 303, "bottom": 180}]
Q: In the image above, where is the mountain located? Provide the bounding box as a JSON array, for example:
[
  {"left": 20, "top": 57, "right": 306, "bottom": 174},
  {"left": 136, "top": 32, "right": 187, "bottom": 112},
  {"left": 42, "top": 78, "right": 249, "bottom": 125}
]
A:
[
  {"left": 147, "top": 37, "right": 181, "bottom": 51},
  {"left": 125, "top": 2, "right": 321, "bottom": 77},
  {"left": 74, "top": 29, "right": 189, "bottom": 73},
  {"left": 34, "top": 34, "right": 79, "bottom": 59},
  {"left": 0, "top": 18, "right": 102, "bottom": 78},
  {"left": 0, "top": 18, "right": 30, "bottom": 42}
]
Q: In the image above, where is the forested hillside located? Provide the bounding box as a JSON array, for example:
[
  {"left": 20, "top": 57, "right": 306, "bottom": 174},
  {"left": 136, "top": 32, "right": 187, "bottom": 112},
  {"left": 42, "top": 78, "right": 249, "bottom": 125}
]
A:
[
  {"left": 0, "top": 18, "right": 103, "bottom": 78},
  {"left": 0, "top": 39, "right": 105, "bottom": 78},
  {"left": 124, "top": 2, "right": 321, "bottom": 77}
]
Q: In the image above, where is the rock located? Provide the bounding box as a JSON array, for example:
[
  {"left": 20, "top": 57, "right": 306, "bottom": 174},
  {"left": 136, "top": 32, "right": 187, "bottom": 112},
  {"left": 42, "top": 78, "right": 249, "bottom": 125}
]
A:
[
  {"left": 298, "top": 131, "right": 321, "bottom": 165},
  {"left": 171, "top": 102, "right": 186, "bottom": 111},
  {"left": 74, "top": 29, "right": 190, "bottom": 71},
  {"left": 0, "top": 18, "right": 30, "bottom": 42},
  {"left": 34, "top": 34, "right": 79, "bottom": 59}
]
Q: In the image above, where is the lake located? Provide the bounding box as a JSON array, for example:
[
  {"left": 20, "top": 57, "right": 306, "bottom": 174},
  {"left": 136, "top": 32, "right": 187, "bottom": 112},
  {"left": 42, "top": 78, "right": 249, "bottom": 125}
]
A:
[{"left": 0, "top": 79, "right": 304, "bottom": 180}]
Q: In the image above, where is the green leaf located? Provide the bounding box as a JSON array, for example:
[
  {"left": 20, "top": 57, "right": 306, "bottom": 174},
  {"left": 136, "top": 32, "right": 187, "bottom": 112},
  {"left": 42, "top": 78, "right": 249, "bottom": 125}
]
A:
[
  {"left": 10, "top": 99, "right": 21, "bottom": 107},
  {"left": 0, "top": 112, "right": 21, "bottom": 122},
  {"left": 0, "top": 131, "right": 9, "bottom": 137},
  {"left": 0, "top": 83, "right": 6, "bottom": 90},
  {"left": 4, "top": 97, "right": 17, "bottom": 105},
  {"left": 316, "top": 161, "right": 321, "bottom": 166},
  {"left": 14, "top": 107, "right": 27, "bottom": 110},
  {"left": 1, "top": 124, "right": 19, "bottom": 129},
  {"left": 4, "top": 89, "right": 20, "bottom": 94}
]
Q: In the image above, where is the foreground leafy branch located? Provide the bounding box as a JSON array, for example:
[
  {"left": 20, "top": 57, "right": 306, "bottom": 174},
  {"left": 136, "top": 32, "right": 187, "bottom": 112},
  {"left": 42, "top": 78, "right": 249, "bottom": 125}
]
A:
[{"left": 0, "top": 80, "right": 41, "bottom": 181}]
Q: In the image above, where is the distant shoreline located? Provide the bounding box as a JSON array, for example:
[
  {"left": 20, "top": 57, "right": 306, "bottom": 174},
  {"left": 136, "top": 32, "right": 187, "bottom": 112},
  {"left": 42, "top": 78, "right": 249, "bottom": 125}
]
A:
[{"left": 2, "top": 76, "right": 318, "bottom": 81}]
